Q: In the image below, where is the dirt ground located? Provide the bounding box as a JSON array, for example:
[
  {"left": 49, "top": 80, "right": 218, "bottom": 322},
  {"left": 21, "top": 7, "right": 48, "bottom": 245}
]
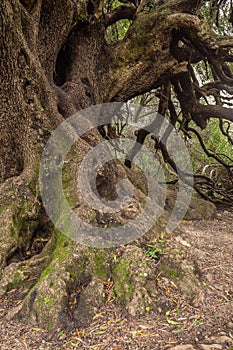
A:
[{"left": 0, "top": 209, "right": 232, "bottom": 350}]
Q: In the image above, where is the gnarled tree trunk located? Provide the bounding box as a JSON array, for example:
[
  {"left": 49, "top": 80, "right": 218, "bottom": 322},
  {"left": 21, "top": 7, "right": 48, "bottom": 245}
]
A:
[{"left": 0, "top": 0, "right": 231, "bottom": 330}]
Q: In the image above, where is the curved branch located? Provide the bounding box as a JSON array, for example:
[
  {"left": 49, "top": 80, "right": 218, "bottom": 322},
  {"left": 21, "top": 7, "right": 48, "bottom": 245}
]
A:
[
  {"left": 187, "top": 126, "right": 232, "bottom": 168},
  {"left": 200, "top": 81, "right": 233, "bottom": 96},
  {"left": 105, "top": 1, "right": 201, "bottom": 101},
  {"left": 193, "top": 103, "right": 233, "bottom": 123},
  {"left": 219, "top": 120, "right": 233, "bottom": 145},
  {"left": 105, "top": 5, "right": 136, "bottom": 26}
]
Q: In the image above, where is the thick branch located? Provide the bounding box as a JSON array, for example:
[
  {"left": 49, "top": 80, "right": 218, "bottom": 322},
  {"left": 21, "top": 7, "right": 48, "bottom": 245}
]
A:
[
  {"left": 37, "top": 0, "right": 77, "bottom": 81},
  {"left": 192, "top": 103, "right": 233, "bottom": 123},
  {"left": 105, "top": 5, "right": 136, "bottom": 26},
  {"left": 200, "top": 81, "right": 233, "bottom": 96},
  {"left": 106, "top": 5, "right": 205, "bottom": 102}
]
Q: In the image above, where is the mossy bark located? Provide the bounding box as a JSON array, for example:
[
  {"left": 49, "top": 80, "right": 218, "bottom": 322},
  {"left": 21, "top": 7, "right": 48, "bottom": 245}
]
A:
[{"left": 112, "top": 246, "right": 156, "bottom": 316}]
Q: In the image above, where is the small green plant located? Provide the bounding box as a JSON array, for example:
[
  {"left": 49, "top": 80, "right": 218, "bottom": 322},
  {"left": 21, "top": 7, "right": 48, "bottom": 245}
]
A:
[
  {"left": 145, "top": 244, "right": 161, "bottom": 259},
  {"left": 159, "top": 232, "right": 166, "bottom": 241},
  {"left": 175, "top": 249, "right": 184, "bottom": 256},
  {"left": 172, "top": 329, "right": 182, "bottom": 333},
  {"left": 112, "top": 254, "right": 118, "bottom": 262},
  {"left": 191, "top": 315, "right": 202, "bottom": 327},
  {"left": 57, "top": 330, "right": 64, "bottom": 338},
  {"left": 144, "top": 232, "right": 166, "bottom": 259}
]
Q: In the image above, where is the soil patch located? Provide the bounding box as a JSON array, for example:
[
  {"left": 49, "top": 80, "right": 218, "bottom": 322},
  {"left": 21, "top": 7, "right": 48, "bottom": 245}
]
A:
[{"left": 0, "top": 210, "right": 232, "bottom": 349}]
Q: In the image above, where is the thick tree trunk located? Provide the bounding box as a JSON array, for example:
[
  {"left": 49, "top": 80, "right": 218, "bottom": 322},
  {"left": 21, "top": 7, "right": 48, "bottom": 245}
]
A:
[{"left": 0, "top": 0, "right": 132, "bottom": 329}]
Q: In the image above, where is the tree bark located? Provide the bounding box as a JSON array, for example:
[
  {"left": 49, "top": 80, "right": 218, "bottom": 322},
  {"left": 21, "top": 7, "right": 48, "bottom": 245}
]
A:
[{"left": 0, "top": 0, "right": 231, "bottom": 330}]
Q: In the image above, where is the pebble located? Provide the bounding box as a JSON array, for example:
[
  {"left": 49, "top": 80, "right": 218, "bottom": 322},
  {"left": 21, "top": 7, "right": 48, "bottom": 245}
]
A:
[
  {"left": 169, "top": 335, "right": 233, "bottom": 350},
  {"left": 199, "top": 344, "right": 222, "bottom": 350},
  {"left": 169, "top": 345, "right": 195, "bottom": 350}
]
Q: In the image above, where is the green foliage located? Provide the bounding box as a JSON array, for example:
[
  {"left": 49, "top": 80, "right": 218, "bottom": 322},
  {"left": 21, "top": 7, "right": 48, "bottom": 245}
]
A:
[
  {"left": 197, "top": 0, "right": 232, "bottom": 35},
  {"left": 144, "top": 232, "right": 166, "bottom": 259},
  {"left": 106, "top": 19, "right": 131, "bottom": 42},
  {"left": 105, "top": 0, "right": 132, "bottom": 42},
  {"left": 145, "top": 244, "right": 161, "bottom": 259},
  {"left": 193, "top": 61, "right": 213, "bottom": 84},
  {"left": 189, "top": 119, "right": 232, "bottom": 172}
]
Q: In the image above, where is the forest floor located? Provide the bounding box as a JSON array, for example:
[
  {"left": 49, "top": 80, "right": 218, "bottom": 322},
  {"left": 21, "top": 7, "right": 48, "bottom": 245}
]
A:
[{"left": 0, "top": 209, "right": 232, "bottom": 350}]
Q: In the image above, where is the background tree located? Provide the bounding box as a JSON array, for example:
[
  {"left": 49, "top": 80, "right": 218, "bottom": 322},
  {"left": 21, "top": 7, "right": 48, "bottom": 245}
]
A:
[{"left": 0, "top": 0, "right": 232, "bottom": 330}]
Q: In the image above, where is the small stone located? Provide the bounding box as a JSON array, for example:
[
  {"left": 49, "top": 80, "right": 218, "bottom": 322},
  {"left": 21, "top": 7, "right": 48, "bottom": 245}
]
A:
[
  {"left": 5, "top": 303, "right": 23, "bottom": 321},
  {"left": 175, "top": 236, "right": 191, "bottom": 247},
  {"left": 210, "top": 335, "right": 233, "bottom": 345},
  {"left": 199, "top": 344, "right": 222, "bottom": 350},
  {"left": 205, "top": 273, "right": 213, "bottom": 283},
  {"left": 169, "top": 345, "right": 195, "bottom": 350},
  {"left": 192, "top": 290, "right": 205, "bottom": 307}
]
